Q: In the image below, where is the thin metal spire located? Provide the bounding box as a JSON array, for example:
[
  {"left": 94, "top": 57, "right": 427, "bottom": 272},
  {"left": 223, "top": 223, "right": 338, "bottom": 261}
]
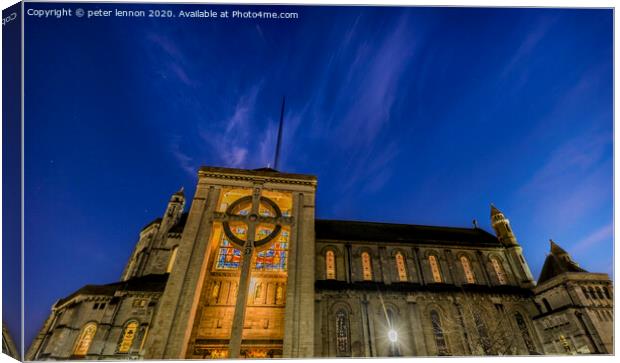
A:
[{"left": 274, "top": 96, "right": 285, "bottom": 170}]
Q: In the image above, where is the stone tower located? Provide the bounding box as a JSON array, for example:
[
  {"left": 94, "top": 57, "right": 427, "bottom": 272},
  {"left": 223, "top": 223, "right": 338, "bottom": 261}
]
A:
[
  {"left": 141, "top": 167, "right": 318, "bottom": 359},
  {"left": 532, "top": 240, "right": 613, "bottom": 354},
  {"left": 490, "top": 205, "right": 535, "bottom": 288}
]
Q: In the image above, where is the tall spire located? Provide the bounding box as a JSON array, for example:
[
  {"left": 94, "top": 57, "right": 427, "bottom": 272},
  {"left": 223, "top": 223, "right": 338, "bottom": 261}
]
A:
[{"left": 274, "top": 96, "right": 285, "bottom": 171}]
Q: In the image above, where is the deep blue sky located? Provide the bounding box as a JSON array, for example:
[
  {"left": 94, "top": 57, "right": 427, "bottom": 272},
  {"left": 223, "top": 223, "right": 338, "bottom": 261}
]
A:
[{"left": 23, "top": 3, "right": 612, "bottom": 349}]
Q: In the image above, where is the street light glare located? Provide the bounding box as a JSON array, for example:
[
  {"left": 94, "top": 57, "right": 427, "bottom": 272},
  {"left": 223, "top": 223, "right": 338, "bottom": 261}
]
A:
[{"left": 388, "top": 329, "right": 398, "bottom": 343}]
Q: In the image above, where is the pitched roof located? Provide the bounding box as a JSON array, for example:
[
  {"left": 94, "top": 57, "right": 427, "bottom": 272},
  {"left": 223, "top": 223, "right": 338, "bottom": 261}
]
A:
[
  {"left": 315, "top": 219, "right": 501, "bottom": 246},
  {"left": 55, "top": 273, "right": 169, "bottom": 307},
  {"left": 537, "top": 240, "right": 587, "bottom": 284}
]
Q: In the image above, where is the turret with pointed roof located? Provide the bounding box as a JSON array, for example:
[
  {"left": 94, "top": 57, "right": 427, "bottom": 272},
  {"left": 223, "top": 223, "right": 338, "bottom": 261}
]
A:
[{"left": 537, "top": 239, "right": 587, "bottom": 284}]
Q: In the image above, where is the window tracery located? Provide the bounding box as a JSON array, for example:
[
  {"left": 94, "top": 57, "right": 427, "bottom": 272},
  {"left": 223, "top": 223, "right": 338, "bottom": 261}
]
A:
[
  {"left": 395, "top": 252, "right": 408, "bottom": 282},
  {"left": 429, "top": 255, "right": 442, "bottom": 283},
  {"left": 335, "top": 309, "right": 351, "bottom": 356},
  {"left": 117, "top": 321, "right": 139, "bottom": 354},
  {"left": 460, "top": 255, "right": 475, "bottom": 284},
  {"left": 491, "top": 257, "right": 507, "bottom": 285},
  {"left": 73, "top": 322, "right": 97, "bottom": 357},
  {"left": 361, "top": 252, "right": 373, "bottom": 281},
  {"left": 326, "top": 250, "right": 336, "bottom": 280},
  {"left": 430, "top": 310, "right": 448, "bottom": 355}
]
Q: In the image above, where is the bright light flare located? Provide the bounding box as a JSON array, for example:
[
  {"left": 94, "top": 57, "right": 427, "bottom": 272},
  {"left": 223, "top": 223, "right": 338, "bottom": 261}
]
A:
[{"left": 388, "top": 329, "right": 398, "bottom": 343}]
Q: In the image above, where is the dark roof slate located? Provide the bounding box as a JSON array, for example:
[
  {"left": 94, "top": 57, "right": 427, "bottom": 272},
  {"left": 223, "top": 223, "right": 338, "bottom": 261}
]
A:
[
  {"left": 56, "top": 273, "right": 169, "bottom": 307},
  {"left": 537, "top": 241, "right": 587, "bottom": 284},
  {"left": 315, "top": 219, "right": 501, "bottom": 246}
]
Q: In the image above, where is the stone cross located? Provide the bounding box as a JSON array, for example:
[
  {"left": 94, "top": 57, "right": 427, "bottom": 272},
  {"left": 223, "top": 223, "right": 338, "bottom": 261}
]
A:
[{"left": 213, "top": 186, "right": 292, "bottom": 358}]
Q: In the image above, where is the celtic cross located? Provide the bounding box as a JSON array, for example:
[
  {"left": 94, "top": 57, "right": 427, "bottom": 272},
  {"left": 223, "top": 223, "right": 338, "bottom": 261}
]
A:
[{"left": 212, "top": 186, "right": 292, "bottom": 357}]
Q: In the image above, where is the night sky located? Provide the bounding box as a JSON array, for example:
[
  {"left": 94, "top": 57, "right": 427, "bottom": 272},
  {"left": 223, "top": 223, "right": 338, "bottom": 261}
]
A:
[{"left": 22, "top": 3, "right": 612, "bottom": 350}]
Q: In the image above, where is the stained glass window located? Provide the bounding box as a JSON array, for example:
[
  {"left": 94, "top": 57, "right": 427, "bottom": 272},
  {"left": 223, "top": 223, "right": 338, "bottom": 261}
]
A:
[
  {"left": 430, "top": 311, "right": 448, "bottom": 356},
  {"left": 336, "top": 310, "right": 350, "bottom": 356},
  {"left": 117, "top": 321, "right": 139, "bottom": 353},
  {"left": 460, "top": 256, "right": 475, "bottom": 284},
  {"left": 515, "top": 313, "right": 535, "bottom": 353},
  {"left": 491, "top": 257, "right": 507, "bottom": 285},
  {"left": 254, "top": 229, "right": 289, "bottom": 271},
  {"left": 326, "top": 250, "right": 336, "bottom": 280},
  {"left": 73, "top": 322, "right": 97, "bottom": 357},
  {"left": 429, "top": 255, "right": 442, "bottom": 283},
  {"left": 474, "top": 311, "right": 491, "bottom": 354},
  {"left": 396, "top": 252, "right": 407, "bottom": 282},
  {"left": 216, "top": 238, "right": 242, "bottom": 270},
  {"left": 361, "top": 252, "right": 373, "bottom": 281}
]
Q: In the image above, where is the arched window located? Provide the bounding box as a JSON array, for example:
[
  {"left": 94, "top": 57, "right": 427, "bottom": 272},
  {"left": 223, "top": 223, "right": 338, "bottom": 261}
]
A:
[
  {"left": 474, "top": 311, "right": 491, "bottom": 354},
  {"left": 430, "top": 310, "right": 448, "bottom": 355},
  {"left": 395, "top": 252, "right": 408, "bottom": 282},
  {"left": 589, "top": 287, "right": 597, "bottom": 299},
  {"left": 117, "top": 321, "right": 139, "bottom": 353},
  {"left": 515, "top": 313, "right": 536, "bottom": 354},
  {"left": 361, "top": 252, "right": 373, "bottom": 281},
  {"left": 73, "top": 322, "right": 97, "bottom": 357},
  {"left": 603, "top": 287, "right": 611, "bottom": 299},
  {"left": 460, "top": 255, "right": 476, "bottom": 284},
  {"left": 596, "top": 287, "right": 604, "bottom": 299},
  {"left": 326, "top": 250, "right": 336, "bottom": 280},
  {"left": 429, "top": 255, "right": 442, "bottom": 283},
  {"left": 166, "top": 246, "right": 178, "bottom": 273},
  {"left": 491, "top": 257, "right": 507, "bottom": 285},
  {"left": 335, "top": 309, "right": 351, "bottom": 356},
  {"left": 582, "top": 286, "right": 590, "bottom": 299}
]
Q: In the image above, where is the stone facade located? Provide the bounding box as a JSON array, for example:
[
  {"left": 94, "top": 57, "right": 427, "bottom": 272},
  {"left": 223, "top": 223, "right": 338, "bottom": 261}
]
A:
[{"left": 25, "top": 167, "right": 613, "bottom": 360}]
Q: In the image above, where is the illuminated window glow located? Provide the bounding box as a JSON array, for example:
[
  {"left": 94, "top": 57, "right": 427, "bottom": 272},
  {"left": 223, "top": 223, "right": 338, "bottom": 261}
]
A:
[
  {"left": 216, "top": 238, "right": 242, "bottom": 270},
  {"left": 460, "top": 256, "right": 475, "bottom": 284},
  {"left": 326, "top": 250, "right": 336, "bottom": 279},
  {"left": 73, "top": 322, "right": 97, "bottom": 357},
  {"left": 117, "top": 321, "right": 139, "bottom": 353},
  {"left": 429, "top": 255, "right": 442, "bottom": 283},
  {"left": 361, "top": 252, "right": 373, "bottom": 281},
  {"left": 395, "top": 252, "right": 407, "bottom": 282},
  {"left": 254, "top": 229, "right": 289, "bottom": 271}
]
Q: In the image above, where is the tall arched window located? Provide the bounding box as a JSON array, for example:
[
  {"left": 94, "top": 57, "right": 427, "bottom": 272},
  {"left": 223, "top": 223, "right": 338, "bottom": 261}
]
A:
[
  {"left": 491, "top": 257, "right": 507, "bottom": 285},
  {"left": 596, "top": 287, "right": 604, "bottom": 299},
  {"left": 582, "top": 286, "right": 590, "bottom": 299},
  {"left": 117, "top": 320, "right": 139, "bottom": 353},
  {"left": 429, "top": 255, "right": 442, "bottom": 283},
  {"left": 460, "top": 255, "right": 476, "bottom": 284},
  {"left": 326, "top": 250, "right": 336, "bottom": 280},
  {"left": 395, "top": 252, "right": 408, "bottom": 282},
  {"left": 603, "top": 287, "right": 611, "bottom": 299},
  {"left": 335, "top": 309, "right": 351, "bottom": 356},
  {"left": 73, "top": 322, "right": 97, "bottom": 357},
  {"left": 515, "top": 313, "right": 536, "bottom": 354},
  {"left": 166, "top": 246, "right": 178, "bottom": 273},
  {"left": 361, "top": 252, "right": 373, "bottom": 281},
  {"left": 474, "top": 311, "right": 491, "bottom": 354},
  {"left": 430, "top": 310, "right": 448, "bottom": 355}
]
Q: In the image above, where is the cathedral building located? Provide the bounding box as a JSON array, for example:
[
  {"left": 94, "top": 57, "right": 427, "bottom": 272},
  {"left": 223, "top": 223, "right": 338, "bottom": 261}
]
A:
[{"left": 25, "top": 166, "right": 614, "bottom": 359}]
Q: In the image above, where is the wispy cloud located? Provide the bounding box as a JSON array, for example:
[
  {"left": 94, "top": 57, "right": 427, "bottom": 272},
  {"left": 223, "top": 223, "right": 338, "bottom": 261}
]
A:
[
  {"left": 147, "top": 33, "right": 199, "bottom": 87},
  {"left": 570, "top": 223, "right": 613, "bottom": 255},
  {"left": 198, "top": 83, "right": 272, "bottom": 169},
  {"left": 169, "top": 135, "right": 196, "bottom": 177},
  {"left": 501, "top": 16, "right": 557, "bottom": 79}
]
